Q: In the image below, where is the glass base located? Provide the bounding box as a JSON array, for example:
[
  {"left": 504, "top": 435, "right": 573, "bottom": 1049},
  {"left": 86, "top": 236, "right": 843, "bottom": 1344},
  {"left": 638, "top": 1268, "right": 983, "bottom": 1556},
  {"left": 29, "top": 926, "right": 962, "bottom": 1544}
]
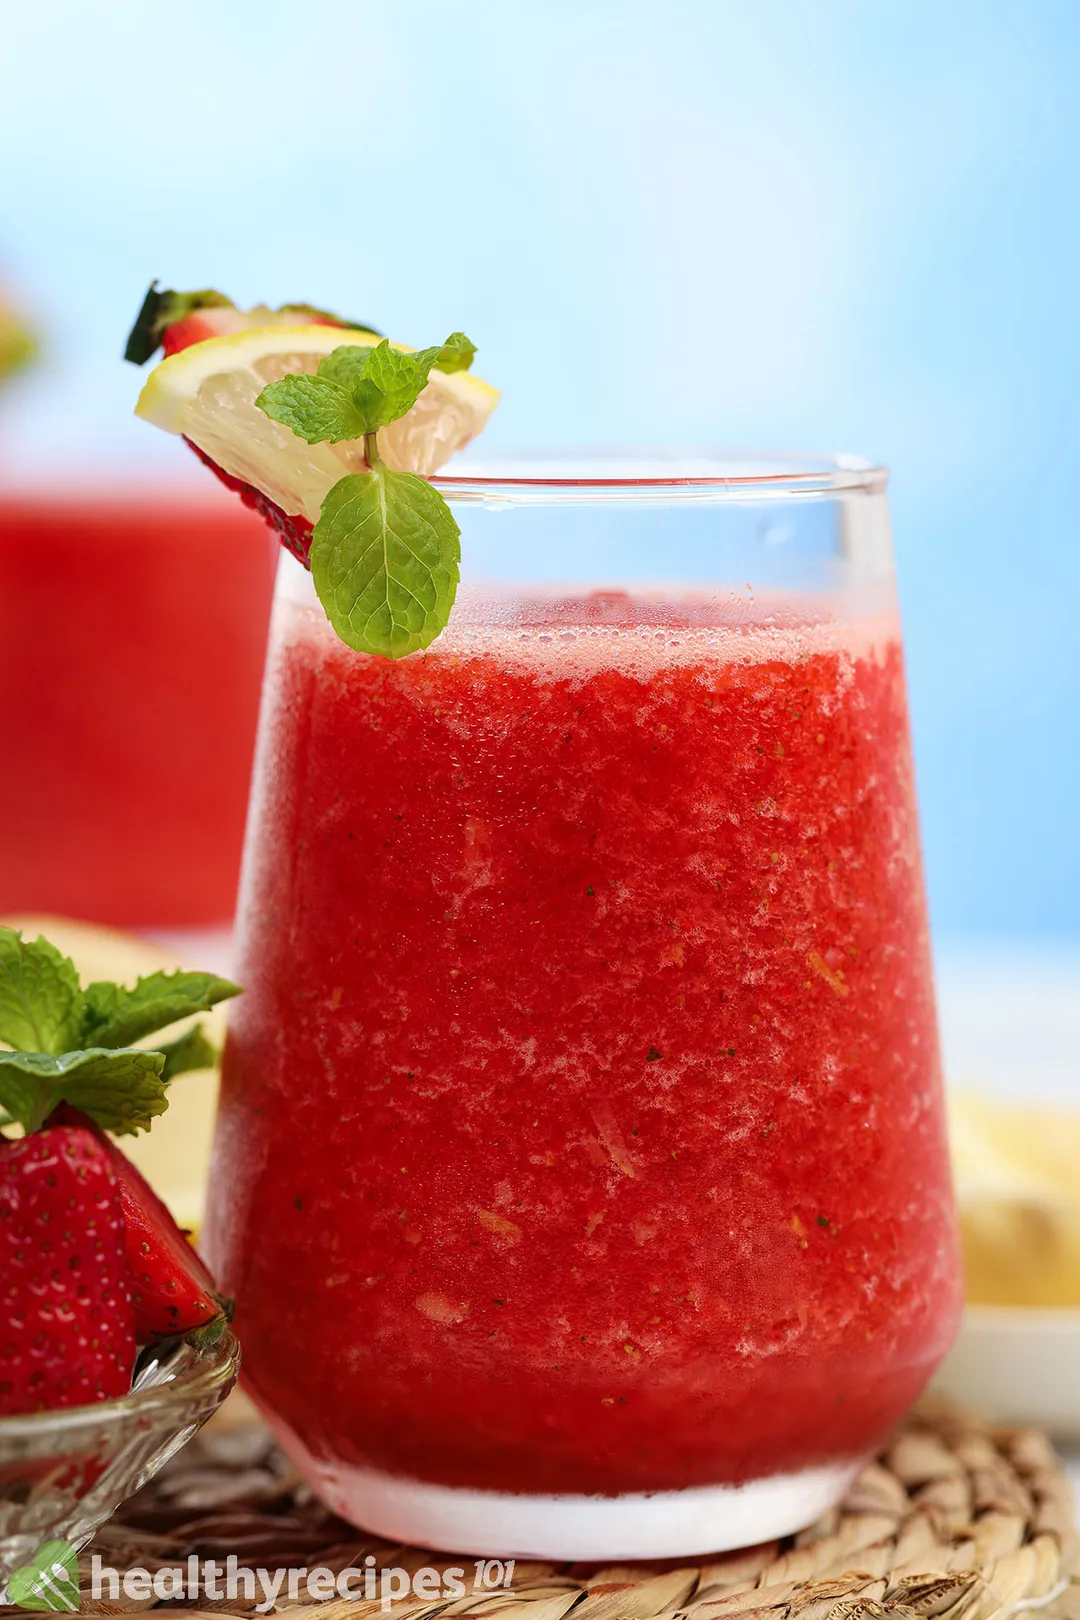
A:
[{"left": 289, "top": 1442, "right": 863, "bottom": 1558}]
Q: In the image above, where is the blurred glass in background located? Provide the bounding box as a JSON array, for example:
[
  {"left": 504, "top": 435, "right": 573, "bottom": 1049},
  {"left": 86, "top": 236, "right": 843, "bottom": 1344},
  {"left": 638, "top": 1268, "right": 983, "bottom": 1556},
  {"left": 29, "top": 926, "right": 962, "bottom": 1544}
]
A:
[{"left": 0, "top": 487, "right": 275, "bottom": 926}]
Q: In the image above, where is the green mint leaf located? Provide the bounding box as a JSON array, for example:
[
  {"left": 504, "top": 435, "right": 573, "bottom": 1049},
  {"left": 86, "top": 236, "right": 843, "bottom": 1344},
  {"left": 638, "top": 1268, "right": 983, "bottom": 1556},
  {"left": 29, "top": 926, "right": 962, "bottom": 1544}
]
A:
[
  {"left": 315, "top": 343, "right": 378, "bottom": 393},
  {"left": 254, "top": 373, "right": 367, "bottom": 444},
  {"left": 258, "top": 332, "right": 478, "bottom": 450},
  {"left": 415, "top": 331, "right": 476, "bottom": 375},
  {"left": 309, "top": 341, "right": 425, "bottom": 434},
  {"left": 0, "top": 928, "right": 83, "bottom": 1056},
  {"left": 158, "top": 1022, "right": 218, "bottom": 1081},
  {"left": 349, "top": 334, "right": 473, "bottom": 428},
  {"left": 81, "top": 969, "right": 240, "bottom": 1049},
  {"left": 279, "top": 302, "right": 382, "bottom": 336},
  {"left": 124, "top": 281, "right": 233, "bottom": 365},
  {"left": 0, "top": 1048, "right": 167, "bottom": 1135},
  {"left": 310, "top": 468, "right": 461, "bottom": 658},
  {"left": 352, "top": 341, "right": 433, "bottom": 427}
]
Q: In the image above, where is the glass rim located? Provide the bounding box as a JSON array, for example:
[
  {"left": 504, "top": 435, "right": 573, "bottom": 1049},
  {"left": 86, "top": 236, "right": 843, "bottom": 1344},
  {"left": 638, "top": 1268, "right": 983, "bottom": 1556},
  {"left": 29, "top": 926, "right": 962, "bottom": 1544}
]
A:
[
  {"left": 431, "top": 451, "right": 887, "bottom": 502},
  {"left": 0, "top": 1328, "right": 240, "bottom": 1440}
]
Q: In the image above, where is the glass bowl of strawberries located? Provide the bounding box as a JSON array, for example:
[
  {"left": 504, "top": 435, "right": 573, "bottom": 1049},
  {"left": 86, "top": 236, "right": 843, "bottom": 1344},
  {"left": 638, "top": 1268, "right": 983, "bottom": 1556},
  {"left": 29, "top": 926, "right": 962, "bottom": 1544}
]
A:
[
  {"left": 0, "top": 1326, "right": 239, "bottom": 1585},
  {"left": 0, "top": 927, "right": 242, "bottom": 1584}
]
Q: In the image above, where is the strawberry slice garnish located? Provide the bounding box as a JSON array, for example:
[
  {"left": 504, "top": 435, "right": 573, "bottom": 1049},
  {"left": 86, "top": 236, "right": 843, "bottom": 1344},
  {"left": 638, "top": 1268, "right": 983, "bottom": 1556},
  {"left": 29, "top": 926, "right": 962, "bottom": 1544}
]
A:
[
  {"left": 46, "top": 1103, "right": 227, "bottom": 1342},
  {"left": 184, "top": 438, "right": 314, "bottom": 565},
  {"left": 0, "top": 1127, "right": 134, "bottom": 1414},
  {"left": 124, "top": 281, "right": 378, "bottom": 366},
  {"left": 102, "top": 1135, "right": 226, "bottom": 1342}
]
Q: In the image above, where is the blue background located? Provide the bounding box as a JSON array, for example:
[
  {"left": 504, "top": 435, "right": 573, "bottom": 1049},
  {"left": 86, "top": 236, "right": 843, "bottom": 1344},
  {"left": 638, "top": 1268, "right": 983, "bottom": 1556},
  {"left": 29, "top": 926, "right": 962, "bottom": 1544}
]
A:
[{"left": 2, "top": 0, "right": 1078, "bottom": 947}]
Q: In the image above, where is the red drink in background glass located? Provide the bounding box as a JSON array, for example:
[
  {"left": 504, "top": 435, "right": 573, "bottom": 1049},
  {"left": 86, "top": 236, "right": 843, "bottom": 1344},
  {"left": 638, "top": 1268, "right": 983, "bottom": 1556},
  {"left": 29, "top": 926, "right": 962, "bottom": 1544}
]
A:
[
  {"left": 0, "top": 488, "right": 276, "bottom": 927},
  {"left": 206, "top": 459, "right": 961, "bottom": 1559}
]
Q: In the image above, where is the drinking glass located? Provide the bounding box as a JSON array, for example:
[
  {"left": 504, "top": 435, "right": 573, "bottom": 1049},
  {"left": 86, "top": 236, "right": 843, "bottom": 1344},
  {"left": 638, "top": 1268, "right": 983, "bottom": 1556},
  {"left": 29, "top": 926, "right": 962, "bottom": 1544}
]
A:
[
  {"left": 0, "top": 486, "right": 276, "bottom": 928},
  {"left": 205, "top": 456, "right": 961, "bottom": 1559}
]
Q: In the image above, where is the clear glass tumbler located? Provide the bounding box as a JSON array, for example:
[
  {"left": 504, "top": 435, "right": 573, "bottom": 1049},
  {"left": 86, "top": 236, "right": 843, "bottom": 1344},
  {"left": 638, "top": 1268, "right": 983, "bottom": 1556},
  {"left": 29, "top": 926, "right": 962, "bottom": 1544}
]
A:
[
  {"left": 0, "top": 487, "right": 276, "bottom": 927},
  {"left": 205, "top": 456, "right": 961, "bottom": 1560}
]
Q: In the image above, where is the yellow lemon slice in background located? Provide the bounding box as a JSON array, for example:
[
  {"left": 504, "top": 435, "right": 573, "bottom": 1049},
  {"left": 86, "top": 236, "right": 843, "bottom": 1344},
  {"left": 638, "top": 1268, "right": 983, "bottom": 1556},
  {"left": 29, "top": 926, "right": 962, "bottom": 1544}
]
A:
[
  {"left": 949, "top": 1089, "right": 1080, "bottom": 1307},
  {"left": 136, "top": 324, "right": 500, "bottom": 518},
  {"left": 0, "top": 913, "right": 222, "bottom": 1235}
]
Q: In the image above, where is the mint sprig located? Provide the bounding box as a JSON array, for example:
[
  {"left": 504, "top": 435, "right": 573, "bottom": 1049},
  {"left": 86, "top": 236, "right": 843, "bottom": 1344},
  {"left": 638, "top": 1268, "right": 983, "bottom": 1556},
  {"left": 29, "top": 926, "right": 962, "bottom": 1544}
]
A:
[
  {"left": 0, "top": 930, "right": 82, "bottom": 1054},
  {"left": 156, "top": 1023, "right": 219, "bottom": 1081},
  {"left": 0, "top": 927, "right": 240, "bottom": 1137},
  {"left": 255, "top": 333, "right": 474, "bottom": 658},
  {"left": 256, "top": 334, "right": 475, "bottom": 439},
  {"left": 81, "top": 969, "right": 239, "bottom": 1049},
  {"left": 0, "top": 1049, "right": 168, "bottom": 1136}
]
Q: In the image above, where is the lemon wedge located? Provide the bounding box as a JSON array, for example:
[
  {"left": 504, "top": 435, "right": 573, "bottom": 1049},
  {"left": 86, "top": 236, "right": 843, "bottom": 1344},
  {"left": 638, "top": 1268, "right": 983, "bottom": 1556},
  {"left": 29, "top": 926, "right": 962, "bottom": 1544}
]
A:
[
  {"left": 949, "top": 1090, "right": 1080, "bottom": 1307},
  {"left": 136, "top": 324, "right": 499, "bottom": 519},
  {"left": 0, "top": 913, "right": 223, "bottom": 1235}
]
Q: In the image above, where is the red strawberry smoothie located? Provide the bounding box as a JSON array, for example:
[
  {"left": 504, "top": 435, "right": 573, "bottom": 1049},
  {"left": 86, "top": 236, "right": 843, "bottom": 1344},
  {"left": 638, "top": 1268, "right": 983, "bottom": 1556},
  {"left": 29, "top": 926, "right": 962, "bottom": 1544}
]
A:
[
  {"left": 206, "top": 563, "right": 960, "bottom": 1554},
  {"left": 0, "top": 489, "right": 276, "bottom": 926}
]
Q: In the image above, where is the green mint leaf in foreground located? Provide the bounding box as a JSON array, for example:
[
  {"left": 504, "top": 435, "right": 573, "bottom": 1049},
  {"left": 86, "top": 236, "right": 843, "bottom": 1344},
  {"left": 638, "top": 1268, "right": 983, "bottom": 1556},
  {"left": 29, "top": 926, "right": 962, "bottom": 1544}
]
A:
[
  {"left": 81, "top": 969, "right": 240, "bottom": 1049},
  {"left": 310, "top": 341, "right": 429, "bottom": 434},
  {"left": 310, "top": 467, "right": 461, "bottom": 658},
  {"left": 123, "top": 281, "right": 233, "bottom": 364},
  {"left": 254, "top": 373, "right": 367, "bottom": 445},
  {"left": 0, "top": 929, "right": 82, "bottom": 1056},
  {"left": 158, "top": 1022, "right": 218, "bottom": 1082},
  {"left": 350, "top": 341, "right": 437, "bottom": 427},
  {"left": 0, "top": 1048, "right": 167, "bottom": 1136}
]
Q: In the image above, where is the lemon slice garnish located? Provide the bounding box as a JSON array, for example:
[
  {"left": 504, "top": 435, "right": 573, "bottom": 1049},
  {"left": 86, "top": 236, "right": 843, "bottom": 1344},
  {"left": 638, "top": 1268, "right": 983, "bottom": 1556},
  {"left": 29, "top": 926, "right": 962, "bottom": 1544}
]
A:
[{"left": 136, "top": 324, "right": 499, "bottom": 521}]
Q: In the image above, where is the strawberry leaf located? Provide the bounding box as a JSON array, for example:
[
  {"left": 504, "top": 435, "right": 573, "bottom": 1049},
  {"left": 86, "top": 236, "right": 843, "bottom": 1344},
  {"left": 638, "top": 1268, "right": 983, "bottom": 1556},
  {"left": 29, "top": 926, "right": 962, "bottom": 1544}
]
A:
[
  {"left": 310, "top": 467, "right": 461, "bottom": 658},
  {"left": 81, "top": 969, "right": 240, "bottom": 1049},
  {"left": 0, "top": 1048, "right": 167, "bottom": 1135},
  {"left": 124, "top": 281, "right": 233, "bottom": 365},
  {"left": 0, "top": 929, "right": 83, "bottom": 1056}
]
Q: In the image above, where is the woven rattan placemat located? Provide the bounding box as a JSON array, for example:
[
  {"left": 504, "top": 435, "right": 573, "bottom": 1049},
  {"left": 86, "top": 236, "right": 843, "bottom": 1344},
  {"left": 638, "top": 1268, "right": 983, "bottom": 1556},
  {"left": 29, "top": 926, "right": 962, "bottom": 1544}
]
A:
[{"left": 52, "top": 1396, "right": 1080, "bottom": 1620}]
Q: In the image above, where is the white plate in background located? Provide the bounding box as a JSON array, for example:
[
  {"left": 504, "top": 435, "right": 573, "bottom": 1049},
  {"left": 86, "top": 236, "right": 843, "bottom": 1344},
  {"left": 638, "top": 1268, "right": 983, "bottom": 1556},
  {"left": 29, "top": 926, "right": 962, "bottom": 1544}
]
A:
[{"left": 935, "top": 1305, "right": 1080, "bottom": 1440}]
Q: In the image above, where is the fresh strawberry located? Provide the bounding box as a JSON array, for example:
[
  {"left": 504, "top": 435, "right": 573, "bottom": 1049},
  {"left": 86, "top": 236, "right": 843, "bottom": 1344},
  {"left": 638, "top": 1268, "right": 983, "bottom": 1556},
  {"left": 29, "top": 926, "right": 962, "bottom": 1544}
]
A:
[
  {"left": 124, "top": 281, "right": 371, "bottom": 366},
  {"left": 162, "top": 305, "right": 351, "bottom": 357},
  {"left": 108, "top": 1146, "right": 224, "bottom": 1340},
  {"left": 46, "top": 1103, "right": 224, "bottom": 1341},
  {"left": 185, "top": 438, "right": 314, "bottom": 565},
  {"left": 0, "top": 1127, "right": 134, "bottom": 1415},
  {"left": 161, "top": 311, "right": 232, "bottom": 354}
]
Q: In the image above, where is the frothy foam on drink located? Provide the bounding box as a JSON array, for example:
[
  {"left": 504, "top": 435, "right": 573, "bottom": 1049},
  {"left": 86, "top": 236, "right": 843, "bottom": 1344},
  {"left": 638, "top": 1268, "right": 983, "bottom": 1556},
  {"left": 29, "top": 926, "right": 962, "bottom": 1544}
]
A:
[{"left": 280, "top": 572, "right": 900, "bottom": 681}]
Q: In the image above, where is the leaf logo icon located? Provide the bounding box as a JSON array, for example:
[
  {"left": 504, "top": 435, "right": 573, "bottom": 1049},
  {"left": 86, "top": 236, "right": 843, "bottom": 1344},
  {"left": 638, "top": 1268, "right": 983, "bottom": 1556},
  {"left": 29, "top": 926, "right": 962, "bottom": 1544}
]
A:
[{"left": 7, "top": 1539, "right": 80, "bottom": 1611}]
